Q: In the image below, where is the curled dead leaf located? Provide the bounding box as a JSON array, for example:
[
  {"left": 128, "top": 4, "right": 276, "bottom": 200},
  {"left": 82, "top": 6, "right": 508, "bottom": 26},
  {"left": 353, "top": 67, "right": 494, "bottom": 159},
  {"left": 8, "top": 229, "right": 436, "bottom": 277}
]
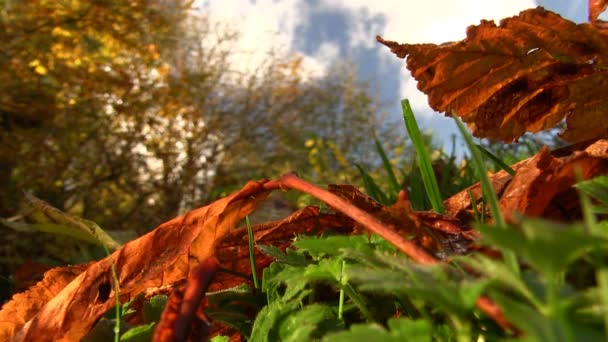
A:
[
  {"left": 153, "top": 256, "right": 219, "bottom": 342},
  {"left": 590, "top": 0, "right": 608, "bottom": 23},
  {"left": 444, "top": 139, "right": 608, "bottom": 223},
  {"left": 0, "top": 264, "right": 90, "bottom": 340},
  {"left": 0, "top": 180, "right": 272, "bottom": 341},
  {"left": 378, "top": 7, "right": 608, "bottom": 143}
]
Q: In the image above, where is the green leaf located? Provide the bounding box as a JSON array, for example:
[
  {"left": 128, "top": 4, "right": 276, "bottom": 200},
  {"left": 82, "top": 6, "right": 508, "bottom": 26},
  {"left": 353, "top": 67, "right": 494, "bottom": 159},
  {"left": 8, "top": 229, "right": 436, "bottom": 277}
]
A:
[
  {"left": 257, "top": 245, "right": 308, "bottom": 266},
  {"left": 143, "top": 295, "right": 168, "bottom": 324},
  {"left": 249, "top": 301, "right": 301, "bottom": 342},
  {"left": 372, "top": 131, "right": 400, "bottom": 197},
  {"left": 350, "top": 262, "right": 487, "bottom": 316},
  {"left": 118, "top": 296, "right": 139, "bottom": 318},
  {"left": 270, "top": 266, "right": 313, "bottom": 302},
  {"left": 0, "top": 218, "right": 103, "bottom": 246},
  {"left": 22, "top": 193, "right": 121, "bottom": 249},
  {"left": 205, "top": 284, "right": 265, "bottom": 336},
  {"left": 467, "top": 190, "right": 481, "bottom": 223},
  {"left": 576, "top": 176, "right": 608, "bottom": 208},
  {"left": 387, "top": 318, "right": 431, "bottom": 340},
  {"left": 210, "top": 336, "right": 230, "bottom": 342},
  {"left": 461, "top": 255, "right": 539, "bottom": 307},
  {"left": 476, "top": 220, "right": 608, "bottom": 275},
  {"left": 119, "top": 322, "right": 155, "bottom": 342},
  {"left": 490, "top": 291, "right": 604, "bottom": 341},
  {"left": 322, "top": 318, "right": 432, "bottom": 342},
  {"left": 246, "top": 215, "right": 259, "bottom": 289},
  {"left": 355, "top": 164, "right": 390, "bottom": 205},
  {"left": 278, "top": 304, "right": 342, "bottom": 341},
  {"left": 596, "top": 269, "right": 608, "bottom": 336},
  {"left": 263, "top": 246, "right": 377, "bottom": 322},
  {"left": 342, "top": 251, "right": 486, "bottom": 316},
  {"left": 293, "top": 235, "right": 376, "bottom": 259},
  {"left": 475, "top": 144, "right": 516, "bottom": 176},
  {"left": 272, "top": 258, "right": 343, "bottom": 295},
  {"left": 323, "top": 323, "right": 389, "bottom": 341}
]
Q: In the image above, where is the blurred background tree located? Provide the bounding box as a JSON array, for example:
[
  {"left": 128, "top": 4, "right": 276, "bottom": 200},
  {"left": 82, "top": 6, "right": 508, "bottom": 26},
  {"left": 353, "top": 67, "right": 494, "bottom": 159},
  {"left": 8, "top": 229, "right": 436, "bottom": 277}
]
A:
[{"left": 0, "top": 0, "right": 398, "bottom": 279}]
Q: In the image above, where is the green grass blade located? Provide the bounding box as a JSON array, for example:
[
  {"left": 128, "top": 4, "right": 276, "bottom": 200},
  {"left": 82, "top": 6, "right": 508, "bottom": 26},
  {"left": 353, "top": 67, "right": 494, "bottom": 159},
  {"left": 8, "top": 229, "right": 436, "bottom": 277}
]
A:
[
  {"left": 576, "top": 175, "right": 608, "bottom": 209},
  {"left": 475, "top": 144, "right": 516, "bottom": 176},
  {"left": 454, "top": 119, "right": 504, "bottom": 227},
  {"left": 455, "top": 118, "right": 518, "bottom": 274},
  {"left": 438, "top": 154, "right": 454, "bottom": 196},
  {"left": 481, "top": 198, "right": 487, "bottom": 224},
  {"left": 372, "top": 131, "right": 400, "bottom": 195},
  {"left": 338, "top": 260, "right": 346, "bottom": 320},
  {"left": 355, "top": 164, "right": 389, "bottom": 205},
  {"left": 408, "top": 162, "right": 429, "bottom": 211},
  {"left": 597, "top": 269, "right": 608, "bottom": 337},
  {"left": 401, "top": 99, "right": 444, "bottom": 214},
  {"left": 246, "top": 215, "right": 259, "bottom": 289},
  {"left": 467, "top": 190, "right": 480, "bottom": 223}
]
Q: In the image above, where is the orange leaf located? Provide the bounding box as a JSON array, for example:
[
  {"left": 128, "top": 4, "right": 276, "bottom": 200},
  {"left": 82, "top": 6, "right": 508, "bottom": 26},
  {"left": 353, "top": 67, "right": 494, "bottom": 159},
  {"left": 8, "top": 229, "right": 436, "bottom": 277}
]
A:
[
  {"left": 378, "top": 7, "right": 608, "bottom": 142},
  {"left": 590, "top": 0, "right": 608, "bottom": 23},
  {"left": 444, "top": 139, "right": 608, "bottom": 222},
  {"left": 153, "top": 256, "right": 219, "bottom": 342},
  {"left": 0, "top": 179, "right": 272, "bottom": 341},
  {"left": 0, "top": 264, "right": 90, "bottom": 340}
]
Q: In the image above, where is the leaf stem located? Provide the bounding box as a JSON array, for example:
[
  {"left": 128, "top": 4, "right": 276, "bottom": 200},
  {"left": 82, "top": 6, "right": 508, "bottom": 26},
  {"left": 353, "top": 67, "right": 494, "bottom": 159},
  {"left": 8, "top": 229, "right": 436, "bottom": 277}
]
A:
[
  {"left": 274, "top": 172, "right": 516, "bottom": 332},
  {"left": 278, "top": 173, "right": 437, "bottom": 264}
]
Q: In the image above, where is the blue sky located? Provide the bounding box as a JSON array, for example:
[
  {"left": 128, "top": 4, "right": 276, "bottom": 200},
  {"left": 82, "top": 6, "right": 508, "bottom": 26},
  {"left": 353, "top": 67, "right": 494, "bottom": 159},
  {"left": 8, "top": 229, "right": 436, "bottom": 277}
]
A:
[{"left": 198, "top": 1, "right": 590, "bottom": 150}]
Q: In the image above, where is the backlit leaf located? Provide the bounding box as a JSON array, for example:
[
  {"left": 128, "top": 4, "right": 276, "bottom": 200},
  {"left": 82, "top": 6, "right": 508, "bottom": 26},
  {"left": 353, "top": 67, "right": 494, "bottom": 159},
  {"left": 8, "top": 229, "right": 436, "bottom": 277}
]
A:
[
  {"left": 379, "top": 7, "right": 608, "bottom": 142},
  {"left": 0, "top": 180, "right": 271, "bottom": 341}
]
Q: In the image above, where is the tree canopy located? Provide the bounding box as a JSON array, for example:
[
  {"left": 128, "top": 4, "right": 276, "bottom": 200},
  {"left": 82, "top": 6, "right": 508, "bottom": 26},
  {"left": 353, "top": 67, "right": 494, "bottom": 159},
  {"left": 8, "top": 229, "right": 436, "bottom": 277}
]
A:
[{"left": 0, "top": 0, "right": 390, "bottom": 274}]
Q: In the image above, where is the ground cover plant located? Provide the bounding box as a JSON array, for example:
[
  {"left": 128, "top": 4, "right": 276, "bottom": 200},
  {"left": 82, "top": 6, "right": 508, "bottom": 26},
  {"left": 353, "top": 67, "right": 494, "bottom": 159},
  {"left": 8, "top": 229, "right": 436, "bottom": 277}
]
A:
[{"left": 2, "top": 3, "right": 608, "bottom": 341}]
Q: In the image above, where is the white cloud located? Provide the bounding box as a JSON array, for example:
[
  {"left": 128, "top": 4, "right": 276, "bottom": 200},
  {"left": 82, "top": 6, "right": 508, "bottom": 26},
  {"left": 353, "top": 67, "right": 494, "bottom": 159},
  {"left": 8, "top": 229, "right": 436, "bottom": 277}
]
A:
[
  {"left": 198, "top": 0, "right": 537, "bottom": 115},
  {"left": 197, "top": 0, "right": 311, "bottom": 75},
  {"left": 314, "top": 1, "right": 536, "bottom": 46},
  {"left": 402, "top": 78, "right": 429, "bottom": 112},
  {"left": 316, "top": 0, "right": 537, "bottom": 116}
]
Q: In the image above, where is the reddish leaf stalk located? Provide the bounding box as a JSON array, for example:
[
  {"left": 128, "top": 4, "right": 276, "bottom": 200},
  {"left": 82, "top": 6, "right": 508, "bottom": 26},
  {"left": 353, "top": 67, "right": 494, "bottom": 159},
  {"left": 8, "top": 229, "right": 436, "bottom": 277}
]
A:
[
  {"left": 279, "top": 173, "right": 437, "bottom": 264},
  {"left": 154, "top": 256, "right": 220, "bottom": 342},
  {"left": 589, "top": 0, "right": 608, "bottom": 23},
  {"left": 277, "top": 173, "right": 517, "bottom": 332},
  {"left": 475, "top": 296, "right": 518, "bottom": 333}
]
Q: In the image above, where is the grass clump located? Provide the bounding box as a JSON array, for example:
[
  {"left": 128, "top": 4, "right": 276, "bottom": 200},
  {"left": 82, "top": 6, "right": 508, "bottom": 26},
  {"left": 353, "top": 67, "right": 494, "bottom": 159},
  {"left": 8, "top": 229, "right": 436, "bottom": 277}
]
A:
[
  {"left": 13, "top": 99, "right": 608, "bottom": 341},
  {"left": 217, "top": 104, "right": 608, "bottom": 340}
]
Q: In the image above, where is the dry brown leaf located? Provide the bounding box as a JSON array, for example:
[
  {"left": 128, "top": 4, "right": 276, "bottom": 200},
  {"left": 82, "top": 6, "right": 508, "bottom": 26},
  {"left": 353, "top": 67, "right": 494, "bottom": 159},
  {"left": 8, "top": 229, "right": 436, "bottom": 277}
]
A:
[
  {"left": 444, "top": 139, "right": 608, "bottom": 222},
  {"left": 204, "top": 206, "right": 354, "bottom": 340},
  {"left": 0, "top": 179, "right": 272, "bottom": 341},
  {"left": 590, "top": 0, "right": 608, "bottom": 23},
  {"left": 378, "top": 7, "right": 608, "bottom": 143},
  {"left": 0, "top": 264, "right": 90, "bottom": 340},
  {"left": 153, "top": 256, "right": 219, "bottom": 342},
  {"left": 328, "top": 184, "right": 476, "bottom": 258},
  {"left": 12, "top": 261, "right": 56, "bottom": 294}
]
